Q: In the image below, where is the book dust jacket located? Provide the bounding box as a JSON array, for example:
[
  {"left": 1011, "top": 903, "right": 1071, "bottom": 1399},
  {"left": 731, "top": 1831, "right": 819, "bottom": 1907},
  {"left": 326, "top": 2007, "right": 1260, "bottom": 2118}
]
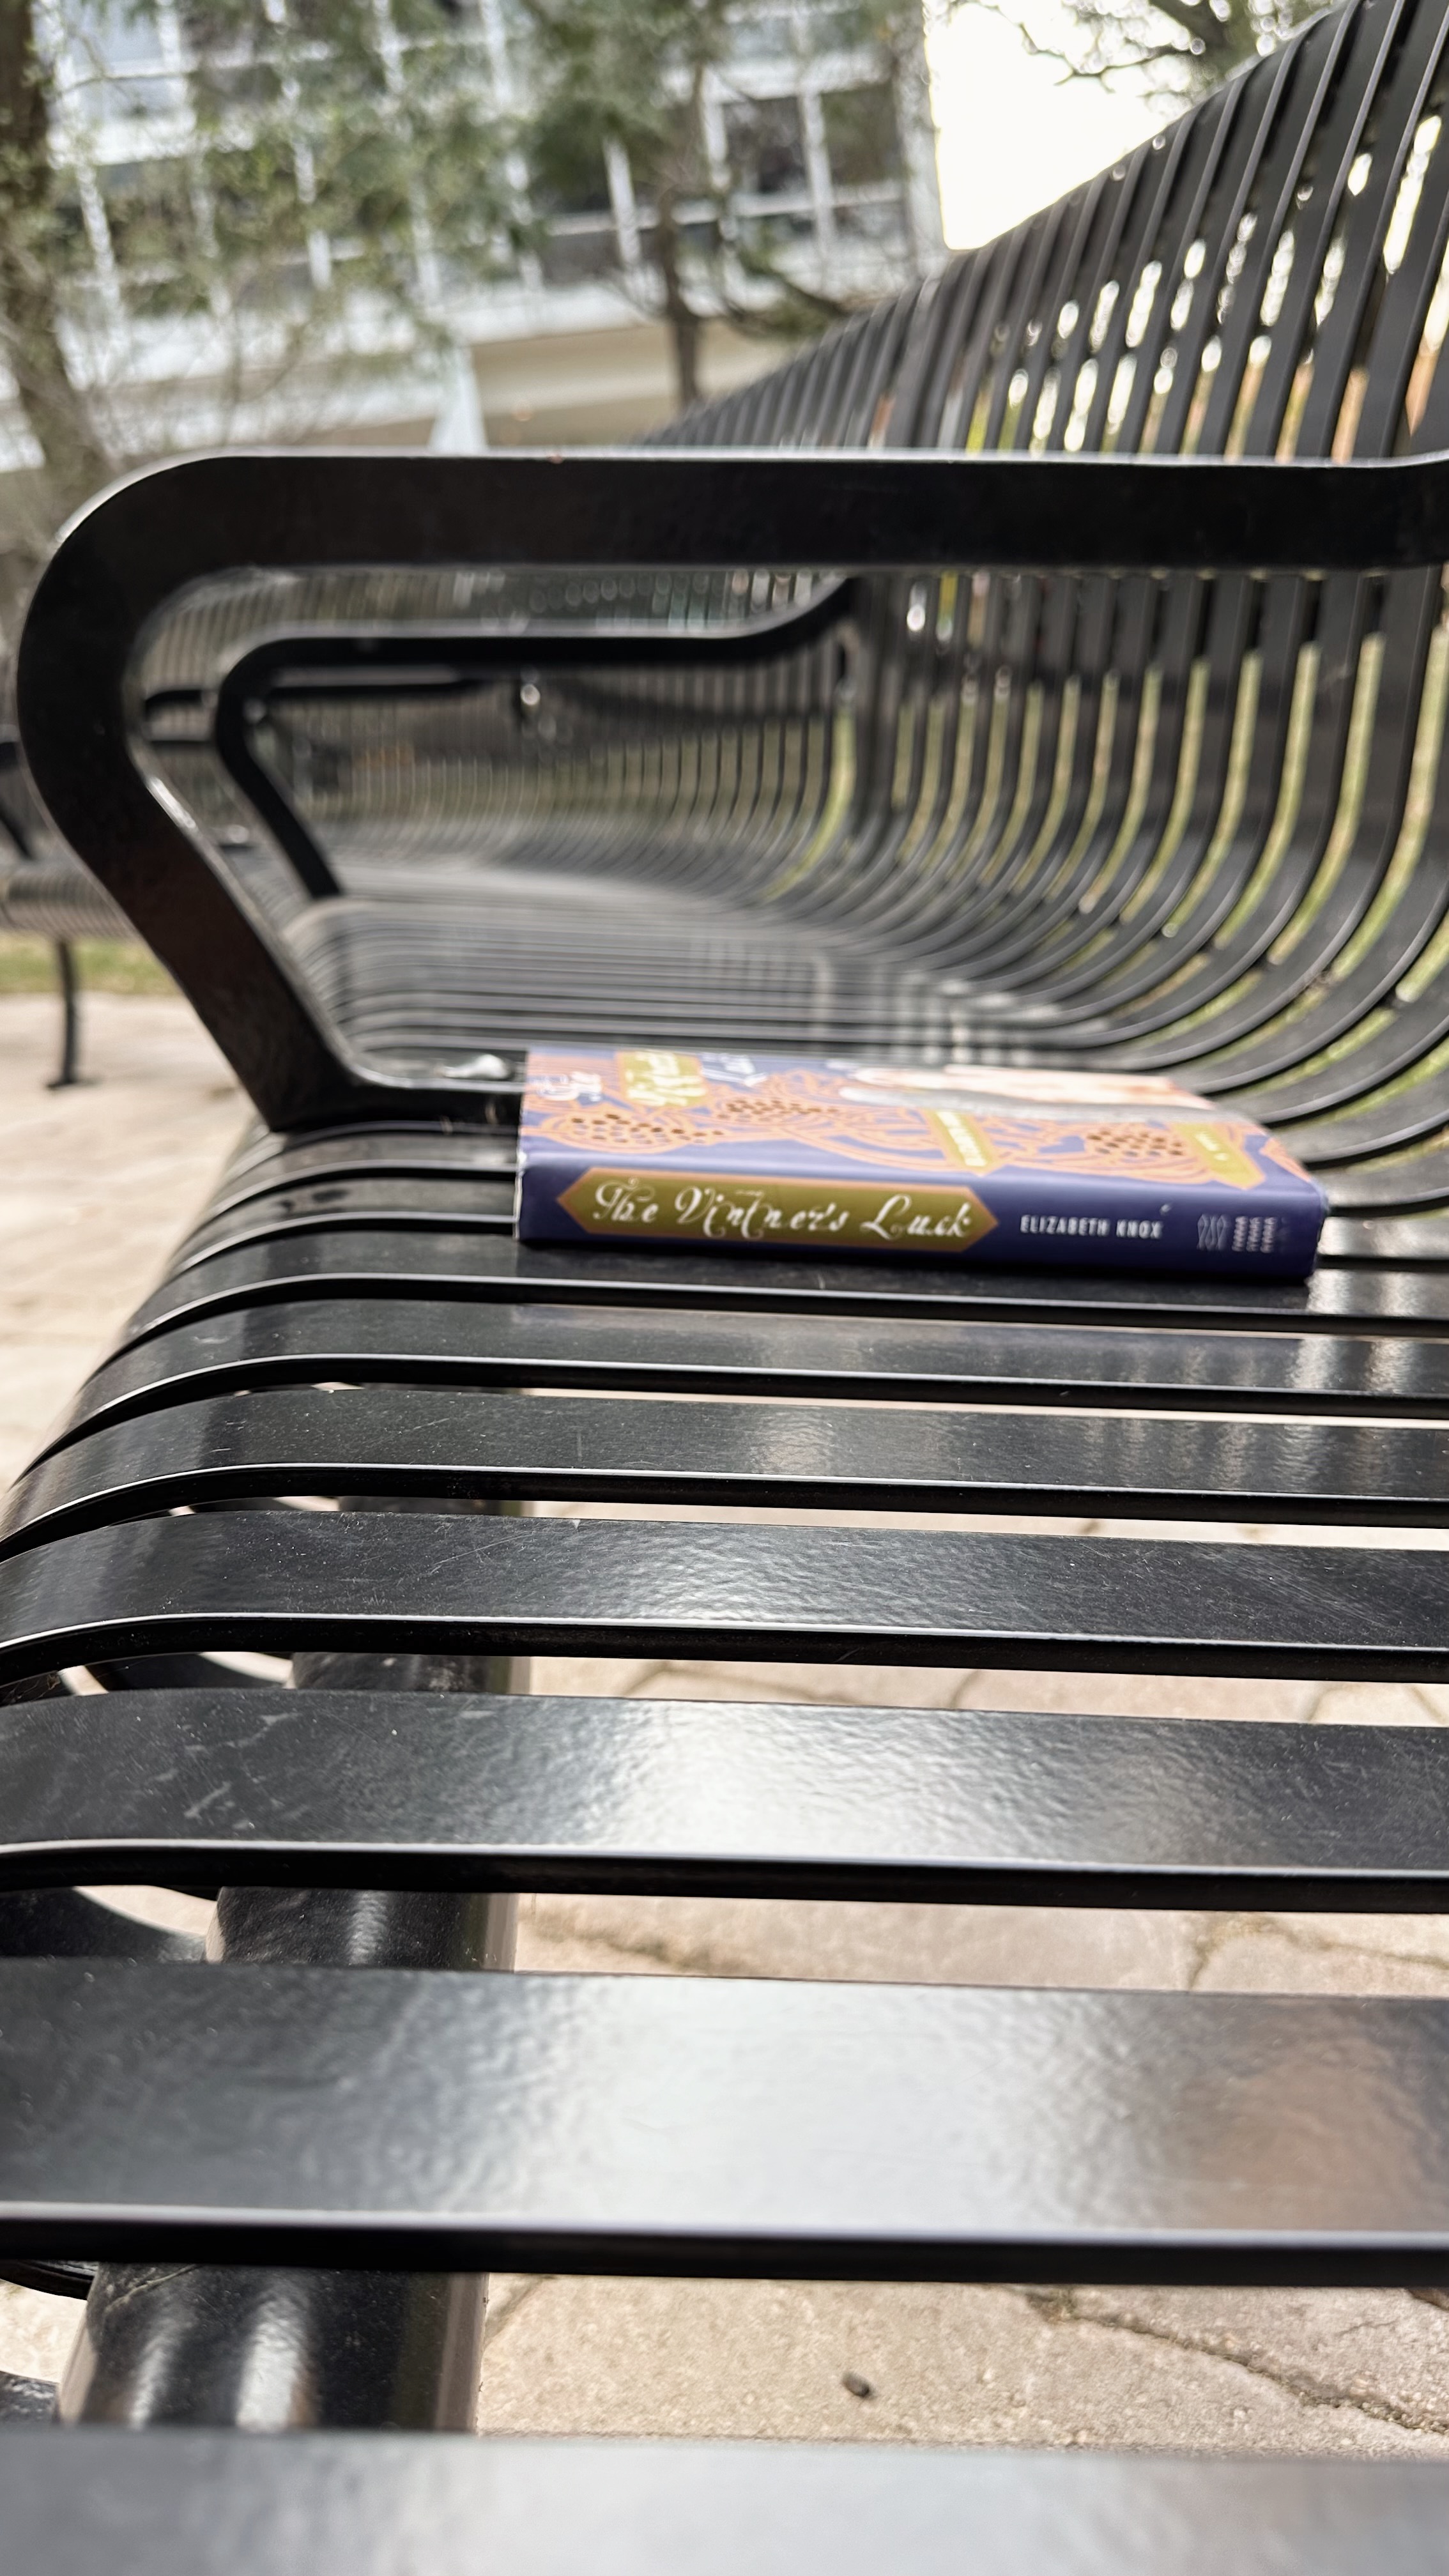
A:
[{"left": 516, "top": 1048, "right": 1328, "bottom": 1278}]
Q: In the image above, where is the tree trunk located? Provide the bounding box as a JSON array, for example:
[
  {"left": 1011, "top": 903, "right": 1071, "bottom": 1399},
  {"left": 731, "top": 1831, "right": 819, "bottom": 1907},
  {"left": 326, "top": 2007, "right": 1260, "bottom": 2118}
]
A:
[
  {"left": 654, "top": 176, "right": 701, "bottom": 411},
  {"left": 0, "top": 0, "right": 111, "bottom": 528}
]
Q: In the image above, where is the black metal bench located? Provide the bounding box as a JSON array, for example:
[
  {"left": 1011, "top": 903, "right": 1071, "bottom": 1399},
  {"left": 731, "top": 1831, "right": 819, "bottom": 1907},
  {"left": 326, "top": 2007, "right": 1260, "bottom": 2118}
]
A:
[{"left": 10, "top": 0, "right": 1449, "bottom": 2554}]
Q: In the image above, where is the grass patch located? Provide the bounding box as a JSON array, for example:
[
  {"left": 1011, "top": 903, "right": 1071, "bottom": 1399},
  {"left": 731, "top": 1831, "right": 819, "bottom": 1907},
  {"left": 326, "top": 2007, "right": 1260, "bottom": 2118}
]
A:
[{"left": 0, "top": 936, "right": 174, "bottom": 995}]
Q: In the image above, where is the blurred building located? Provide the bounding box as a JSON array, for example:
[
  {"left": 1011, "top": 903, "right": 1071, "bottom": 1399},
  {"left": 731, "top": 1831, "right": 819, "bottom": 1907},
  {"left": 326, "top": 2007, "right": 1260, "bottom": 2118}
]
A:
[{"left": 22, "top": 1, "right": 944, "bottom": 464}]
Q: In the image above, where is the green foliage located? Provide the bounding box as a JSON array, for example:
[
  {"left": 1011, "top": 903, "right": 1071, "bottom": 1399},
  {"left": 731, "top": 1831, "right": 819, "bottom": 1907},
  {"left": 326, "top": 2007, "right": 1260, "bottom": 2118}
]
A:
[
  {"left": 0, "top": 934, "right": 172, "bottom": 993},
  {"left": 516, "top": 0, "right": 922, "bottom": 404},
  {"left": 522, "top": 96, "right": 611, "bottom": 217},
  {"left": 123, "top": 1, "right": 519, "bottom": 331},
  {"left": 516, "top": 0, "right": 755, "bottom": 404},
  {"left": 518, "top": 0, "right": 730, "bottom": 204},
  {"left": 0, "top": 0, "right": 922, "bottom": 544},
  {"left": 0, "top": 0, "right": 522, "bottom": 547},
  {"left": 0, "top": 0, "right": 111, "bottom": 526}
]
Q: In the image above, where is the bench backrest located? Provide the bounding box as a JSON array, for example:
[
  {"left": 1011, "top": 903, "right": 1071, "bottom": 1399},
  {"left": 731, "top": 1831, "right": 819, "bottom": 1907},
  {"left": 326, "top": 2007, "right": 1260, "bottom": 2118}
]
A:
[{"left": 18, "top": 0, "right": 1449, "bottom": 1226}]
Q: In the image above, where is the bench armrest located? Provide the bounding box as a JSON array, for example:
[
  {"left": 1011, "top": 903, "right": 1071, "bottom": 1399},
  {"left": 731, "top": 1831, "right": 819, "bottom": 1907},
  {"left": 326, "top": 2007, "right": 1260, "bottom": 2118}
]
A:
[{"left": 17, "top": 446, "right": 1449, "bottom": 1128}]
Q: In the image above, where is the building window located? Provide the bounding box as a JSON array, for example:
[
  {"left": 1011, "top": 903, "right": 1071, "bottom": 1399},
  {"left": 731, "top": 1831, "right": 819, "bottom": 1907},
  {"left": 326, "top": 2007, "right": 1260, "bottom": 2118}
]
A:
[
  {"left": 724, "top": 96, "right": 808, "bottom": 199},
  {"left": 822, "top": 84, "right": 902, "bottom": 188},
  {"left": 99, "top": 160, "right": 204, "bottom": 315},
  {"left": 65, "top": 0, "right": 183, "bottom": 119},
  {"left": 729, "top": 9, "right": 796, "bottom": 61},
  {"left": 528, "top": 110, "right": 614, "bottom": 218}
]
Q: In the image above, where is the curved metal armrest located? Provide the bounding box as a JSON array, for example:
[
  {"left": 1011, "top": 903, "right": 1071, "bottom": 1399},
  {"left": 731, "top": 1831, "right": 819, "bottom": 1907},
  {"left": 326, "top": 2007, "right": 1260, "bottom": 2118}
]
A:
[{"left": 17, "top": 445, "right": 1449, "bottom": 1131}]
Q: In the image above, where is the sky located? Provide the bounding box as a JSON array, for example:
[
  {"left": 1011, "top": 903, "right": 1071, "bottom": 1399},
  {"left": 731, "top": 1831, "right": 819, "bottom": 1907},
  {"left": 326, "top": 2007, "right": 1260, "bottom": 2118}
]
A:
[{"left": 925, "top": 2, "right": 1170, "bottom": 248}]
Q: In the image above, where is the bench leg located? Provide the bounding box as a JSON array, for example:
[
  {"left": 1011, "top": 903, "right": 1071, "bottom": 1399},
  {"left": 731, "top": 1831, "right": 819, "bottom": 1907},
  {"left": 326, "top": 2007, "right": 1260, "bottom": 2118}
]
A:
[
  {"left": 46, "top": 942, "right": 84, "bottom": 1092},
  {"left": 55, "top": 1605, "right": 526, "bottom": 2428}
]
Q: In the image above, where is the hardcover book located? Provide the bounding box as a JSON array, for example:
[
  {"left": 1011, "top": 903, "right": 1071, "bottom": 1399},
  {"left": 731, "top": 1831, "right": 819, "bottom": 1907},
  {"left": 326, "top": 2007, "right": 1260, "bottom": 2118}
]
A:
[{"left": 516, "top": 1048, "right": 1328, "bottom": 1278}]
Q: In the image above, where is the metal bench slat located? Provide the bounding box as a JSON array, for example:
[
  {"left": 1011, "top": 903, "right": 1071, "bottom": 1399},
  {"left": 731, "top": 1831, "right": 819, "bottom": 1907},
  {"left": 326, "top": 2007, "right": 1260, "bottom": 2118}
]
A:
[
  {"left": 128, "top": 1230, "right": 1449, "bottom": 1342},
  {"left": 10, "top": 1388, "right": 1449, "bottom": 1554},
  {"left": 10, "top": 2428, "right": 1449, "bottom": 2575},
  {"left": 3, "top": 1691, "right": 1449, "bottom": 1912},
  {"left": 176, "top": 1176, "right": 517, "bottom": 1261},
  {"left": 2, "top": 1510, "right": 1447, "bottom": 1683},
  {"left": 3, "top": 1958, "right": 1449, "bottom": 2282},
  {"left": 13, "top": 2427, "right": 1449, "bottom": 2576},
  {"left": 216, "top": 1124, "right": 519, "bottom": 1197},
  {"left": 58, "top": 1300, "right": 1449, "bottom": 1455}
]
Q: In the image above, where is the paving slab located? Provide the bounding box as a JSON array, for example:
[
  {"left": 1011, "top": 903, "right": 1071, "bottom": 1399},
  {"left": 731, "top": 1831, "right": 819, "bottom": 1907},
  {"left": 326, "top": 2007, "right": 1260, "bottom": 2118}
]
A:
[
  {"left": 0, "top": 993, "right": 243, "bottom": 1489},
  {"left": 475, "top": 2275, "right": 1449, "bottom": 2455}
]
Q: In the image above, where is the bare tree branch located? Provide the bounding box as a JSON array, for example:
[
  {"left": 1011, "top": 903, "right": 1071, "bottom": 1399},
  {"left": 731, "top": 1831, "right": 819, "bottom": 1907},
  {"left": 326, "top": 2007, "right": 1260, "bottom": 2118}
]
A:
[{"left": 955, "top": 0, "right": 1320, "bottom": 106}]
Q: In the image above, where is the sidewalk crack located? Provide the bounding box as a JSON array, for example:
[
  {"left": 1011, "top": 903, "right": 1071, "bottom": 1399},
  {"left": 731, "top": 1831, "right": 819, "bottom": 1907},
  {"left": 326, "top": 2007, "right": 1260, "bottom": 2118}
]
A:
[
  {"left": 1186, "top": 1908, "right": 1449, "bottom": 1989},
  {"left": 1020, "top": 2287, "right": 1449, "bottom": 2439}
]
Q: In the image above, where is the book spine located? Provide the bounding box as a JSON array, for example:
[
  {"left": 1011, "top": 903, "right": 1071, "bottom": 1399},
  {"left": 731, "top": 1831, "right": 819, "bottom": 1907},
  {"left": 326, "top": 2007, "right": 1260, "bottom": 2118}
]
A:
[{"left": 516, "top": 1157, "right": 1326, "bottom": 1278}]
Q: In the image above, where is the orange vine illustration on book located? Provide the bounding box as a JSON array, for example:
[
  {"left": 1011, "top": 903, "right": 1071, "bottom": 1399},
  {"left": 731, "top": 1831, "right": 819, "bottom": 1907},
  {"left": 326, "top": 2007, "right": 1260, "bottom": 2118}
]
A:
[{"left": 530, "top": 1073, "right": 1266, "bottom": 1191}]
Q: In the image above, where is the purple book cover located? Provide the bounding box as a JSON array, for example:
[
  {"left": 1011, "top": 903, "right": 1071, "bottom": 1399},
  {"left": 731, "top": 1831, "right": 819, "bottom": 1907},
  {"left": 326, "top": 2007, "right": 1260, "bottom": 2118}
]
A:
[{"left": 516, "top": 1048, "right": 1328, "bottom": 1278}]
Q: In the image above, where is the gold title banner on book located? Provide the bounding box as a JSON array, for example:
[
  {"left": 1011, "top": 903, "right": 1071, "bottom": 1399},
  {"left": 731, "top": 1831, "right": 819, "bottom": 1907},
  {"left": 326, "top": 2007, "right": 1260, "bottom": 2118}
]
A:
[{"left": 558, "top": 1167, "right": 999, "bottom": 1252}]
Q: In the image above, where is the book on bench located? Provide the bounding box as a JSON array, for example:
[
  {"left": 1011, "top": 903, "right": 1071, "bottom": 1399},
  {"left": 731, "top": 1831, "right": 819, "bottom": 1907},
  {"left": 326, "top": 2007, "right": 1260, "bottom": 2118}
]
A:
[{"left": 516, "top": 1048, "right": 1328, "bottom": 1278}]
